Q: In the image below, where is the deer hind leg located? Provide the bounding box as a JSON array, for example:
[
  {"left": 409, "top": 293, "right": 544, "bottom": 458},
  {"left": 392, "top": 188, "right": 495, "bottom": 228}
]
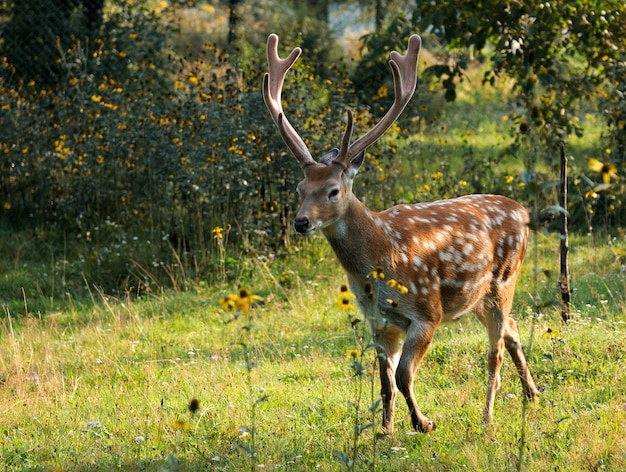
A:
[
  {"left": 477, "top": 287, "right": 540, "bottom": 424},
  {"left": 374, "top": 329, "right": 402, "bottom": 435},
  {"left": 395, "top": 322, "right": 437, "bottom": 433},
  {"left": 503, "top": 317, "right": 540, "bottom": 403},
  {"left": 475, "top": 299, "right": 507, "bottom": 425}
]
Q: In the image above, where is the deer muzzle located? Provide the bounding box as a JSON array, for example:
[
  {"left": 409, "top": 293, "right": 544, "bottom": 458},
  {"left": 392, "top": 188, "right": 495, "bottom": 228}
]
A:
[{"left": 294, "top": 217, "right": 310, "bottom": 233}]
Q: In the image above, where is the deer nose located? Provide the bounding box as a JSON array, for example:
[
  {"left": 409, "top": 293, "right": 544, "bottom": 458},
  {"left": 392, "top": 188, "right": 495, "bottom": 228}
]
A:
[{"left": 294, "top": 217, "right": 310, "bottom": 233}]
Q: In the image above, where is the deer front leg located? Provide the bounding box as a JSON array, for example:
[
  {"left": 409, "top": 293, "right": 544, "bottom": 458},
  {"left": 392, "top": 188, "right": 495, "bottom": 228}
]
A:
[
  {"left": 395, "top": 323, "right": 437, "bottom": 433},
  {"left": 374, "top": 329, "right": 401, "bottom": 435}
]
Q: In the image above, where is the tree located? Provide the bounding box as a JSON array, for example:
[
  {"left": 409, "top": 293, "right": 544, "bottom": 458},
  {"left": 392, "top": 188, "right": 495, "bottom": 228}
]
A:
[{"left": 407, "top": 0, "right": 626, "bottom": 156}]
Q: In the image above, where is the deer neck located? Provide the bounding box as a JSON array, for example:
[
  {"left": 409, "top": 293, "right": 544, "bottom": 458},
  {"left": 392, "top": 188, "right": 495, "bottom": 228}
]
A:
[{"left": 322, "top": 197, "right": 388, "bottom": 279}]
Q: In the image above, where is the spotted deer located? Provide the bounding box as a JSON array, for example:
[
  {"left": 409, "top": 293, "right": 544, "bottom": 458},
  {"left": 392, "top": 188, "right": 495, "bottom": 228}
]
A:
[{"left": 263, "top": 33, "right": 540, "bottom": 433}]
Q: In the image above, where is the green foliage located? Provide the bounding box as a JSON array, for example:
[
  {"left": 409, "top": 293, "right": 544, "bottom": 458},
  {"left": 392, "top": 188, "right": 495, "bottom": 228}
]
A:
[{"left": 0, "top": 1, "right": 379, "bottom": 291}]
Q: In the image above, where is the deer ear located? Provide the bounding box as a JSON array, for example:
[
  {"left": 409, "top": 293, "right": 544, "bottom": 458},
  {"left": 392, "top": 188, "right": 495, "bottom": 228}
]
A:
[
  {"left": 319, "top": 148, "right": 339, "bottom": 166},
  {"left": 345, "top": 150, "right": 365, "bottom": 178}
]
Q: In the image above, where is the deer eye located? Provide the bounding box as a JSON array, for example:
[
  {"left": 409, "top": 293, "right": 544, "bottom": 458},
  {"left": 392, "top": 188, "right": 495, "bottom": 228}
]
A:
[{"left": 328, "top": 188, "right": 340, "bottom": 201}]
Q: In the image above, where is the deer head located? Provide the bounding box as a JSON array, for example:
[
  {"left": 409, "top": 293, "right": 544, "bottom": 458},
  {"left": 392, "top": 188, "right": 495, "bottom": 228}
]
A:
[{"left": 263, "top": 34, "right": 421, "bottom": 235}]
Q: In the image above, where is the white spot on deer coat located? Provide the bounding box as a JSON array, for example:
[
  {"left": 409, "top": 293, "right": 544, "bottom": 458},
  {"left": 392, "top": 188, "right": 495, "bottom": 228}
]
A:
[{"left": 462, "top": 243, "right": 474, "bottom": 256}]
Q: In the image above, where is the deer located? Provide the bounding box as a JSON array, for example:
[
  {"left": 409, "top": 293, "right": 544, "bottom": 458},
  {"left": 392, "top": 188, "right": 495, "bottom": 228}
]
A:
[{"left": 263, "top": 33, "right": 540, "bottom": 434}]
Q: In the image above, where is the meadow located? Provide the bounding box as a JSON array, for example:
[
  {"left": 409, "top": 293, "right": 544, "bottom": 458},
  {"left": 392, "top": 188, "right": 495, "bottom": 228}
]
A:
[
  {"left": 1, "top": 229, "right": 625, "bottom": 471},
  {"left": 1, "top": 9, "right": 625, "bottom": 468}
]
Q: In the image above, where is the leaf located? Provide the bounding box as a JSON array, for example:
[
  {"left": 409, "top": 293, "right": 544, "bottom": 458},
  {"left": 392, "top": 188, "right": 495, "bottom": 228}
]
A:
[
  {"left": 539, "top": 180, "right": 562, "bottom": 190},
  {"left": 539, "top": 205, "right": 569, "bottom": 217},
  {"left": 359, "top": 423, "right": 375, "bottom": 433},
  {"left": 368, "top": 398, "right": 383, "bottom": 413},
  {"left": 365, "top": 342, "right": 384, "bottom": 352},
  {"left": 593, "top": 183, "right": 612, "bottom": 192},
  {"left": 238, "top": 442, "right": 255, "bottom": 455},
  {"left": 519, "top": 169, "right": 536, "bottom": 185},
  {"left": 580, "top": 174, "right": 596, "bottom": 187},
  {"left": 255, "top": 394, "right": 269, "bottom": 404},
  {"left": 333, "top": 450, "right": 352, "bottom": 467}
]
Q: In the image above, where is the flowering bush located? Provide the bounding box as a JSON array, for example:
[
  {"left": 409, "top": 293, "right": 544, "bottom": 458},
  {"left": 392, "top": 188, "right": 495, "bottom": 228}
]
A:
[{"left": 0, "top": 1, "right": 394, "bottom": 290}]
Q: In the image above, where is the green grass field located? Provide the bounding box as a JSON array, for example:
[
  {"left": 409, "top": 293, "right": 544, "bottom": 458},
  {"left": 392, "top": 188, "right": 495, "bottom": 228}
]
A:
[{"left": 1, "top": 231, "right": 625, "bottom": 471}]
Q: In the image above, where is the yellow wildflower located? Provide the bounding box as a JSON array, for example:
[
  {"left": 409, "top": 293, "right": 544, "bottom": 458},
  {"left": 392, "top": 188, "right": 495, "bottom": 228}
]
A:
[
  {"left": 541, "top": 327, "right": 560, "bottom": 340},
  {"left": 370, "top": 266, "right": 385, "bottom": 280},
  {"left": 336, "top": 284, "right": 356, "bottom": 312},
  {"left": 236, "top": 289, "right": 263, "bottom": 315},
  {"left": 171, "top": 419, "right": 190, "bottom": 431},
  {"left": 588, "top": 157, "right": 618, "bottom": 184},
  {"left": 387, "top": 279, "right": 409, "bottom": 295},
  {"left": 218, "top": 289, "right": 262, "bottom": 315},
  {"left": 346, "top": 349, "right": 360, "bottom": 359},
  {"left": 218, "top": 294, "right": 238, "bottom": 311}
]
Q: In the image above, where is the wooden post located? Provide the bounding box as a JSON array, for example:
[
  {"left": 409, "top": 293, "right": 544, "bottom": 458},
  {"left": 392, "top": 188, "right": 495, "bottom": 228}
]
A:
[{"left": 559, "top": 143, "right": 572, "bottom": 322}]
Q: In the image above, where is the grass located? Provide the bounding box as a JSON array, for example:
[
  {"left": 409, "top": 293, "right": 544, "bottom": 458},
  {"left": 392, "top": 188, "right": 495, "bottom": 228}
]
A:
[{"left": 1, "top": 232, "right": 625, "bottom": 471}]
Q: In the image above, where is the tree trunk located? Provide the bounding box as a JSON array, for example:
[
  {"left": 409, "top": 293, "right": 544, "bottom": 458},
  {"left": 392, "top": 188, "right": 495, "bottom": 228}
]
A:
[{"left": 228, "top": 0, "right": 242, "bottom": 44}]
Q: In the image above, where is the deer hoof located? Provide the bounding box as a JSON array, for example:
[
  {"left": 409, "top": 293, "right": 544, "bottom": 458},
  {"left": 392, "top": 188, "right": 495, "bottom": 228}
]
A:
[{"left": 417, "top": 419, "right": 436, "bottom": 433}]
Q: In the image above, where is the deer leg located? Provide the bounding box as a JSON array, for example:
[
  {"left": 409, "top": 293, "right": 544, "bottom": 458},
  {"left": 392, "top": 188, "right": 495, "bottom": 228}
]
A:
[
  {"left": 503, "top": 317, "right": 540, "bottom": 402},
  {"left": 395, "top": 323, "right": 436, "bottom": 433},
  {"left": 374, "top": 329, "right": 401, "bottom": 435},
  {"left": 476, "top": 303, "right": 506, "bottom": 425}
]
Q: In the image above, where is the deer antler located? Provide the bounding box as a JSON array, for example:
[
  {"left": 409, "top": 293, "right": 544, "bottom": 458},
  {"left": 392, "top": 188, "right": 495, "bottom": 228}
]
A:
[
  {"left": 263, "top": 34, "right": 314, "bottom": 166},
  {"left": 264, "top": 34, "right": 421, "bottom": 168},
  {"left": 337, "top": 34, "right": 421, "bottom": 166}
]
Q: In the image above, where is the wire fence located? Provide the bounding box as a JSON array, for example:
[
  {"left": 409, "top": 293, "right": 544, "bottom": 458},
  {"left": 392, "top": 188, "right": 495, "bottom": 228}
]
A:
[{"left": 0, "top": 0, "right": 106, "bottom": 85}]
